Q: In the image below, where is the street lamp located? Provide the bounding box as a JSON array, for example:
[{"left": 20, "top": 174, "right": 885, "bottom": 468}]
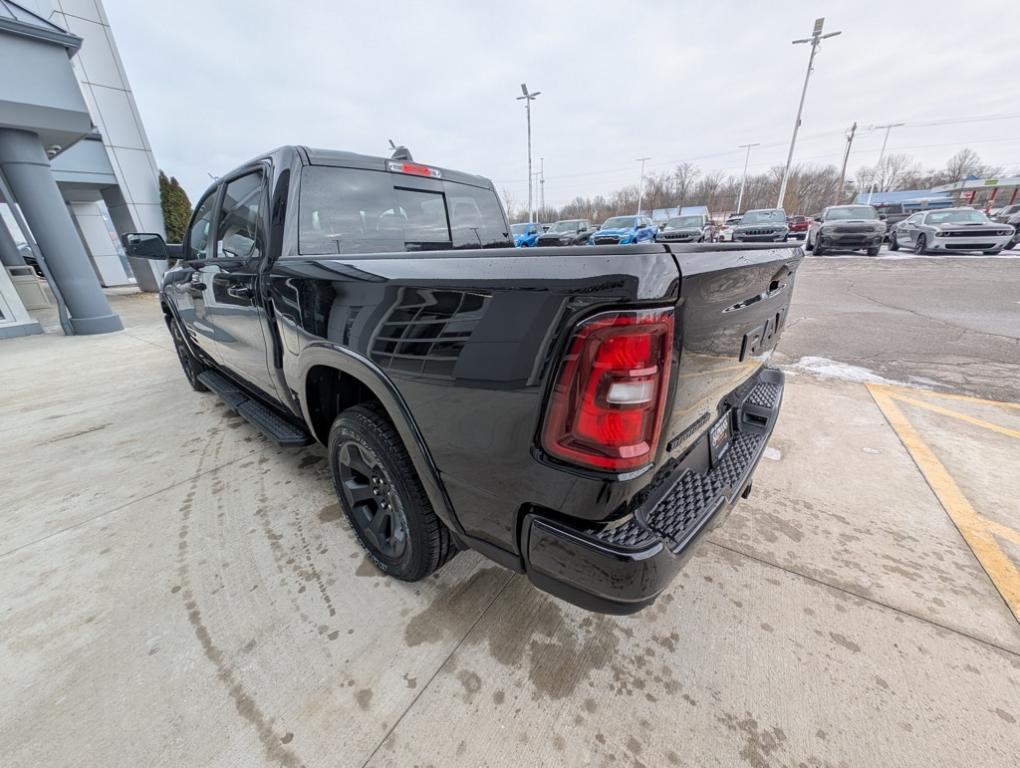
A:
[
  {"left": 865, "top": 122, "right": 905, "bottom": 204},
  {"left": 516, "top": 83, "right": 540, "bottom": 224},
  {"left": 736, "top": 142, "right": 759, "bottom": 214},
  {"left": 776, "top": 17, "right": 842, "bottom": 209},
  {"left": 636, "top": 157, "right": 651, "bottom": 215}
]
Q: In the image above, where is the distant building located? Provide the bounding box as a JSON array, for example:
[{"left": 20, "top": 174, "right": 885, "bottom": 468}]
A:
[
  {"left": 853, "top": 190, "right": 953, "bottom": 211},
  {"left": 0, "top": 0, "right": 164, "bottom": 338}
]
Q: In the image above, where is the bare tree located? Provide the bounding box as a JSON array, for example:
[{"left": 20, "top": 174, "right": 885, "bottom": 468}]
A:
[
  {"left": 673, "top": 162, "right": 700, "bottom": 207},
  {"left": 501, "top": 186, "right": 522, "bottom": 222}
]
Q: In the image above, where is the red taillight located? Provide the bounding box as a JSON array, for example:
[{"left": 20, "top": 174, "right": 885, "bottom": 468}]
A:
[
  {"left": 542, "top": 309, "right": 674, "bottom": 471},
  {"left": 387, "top": 161, "right": 442, "bottom": 178}
]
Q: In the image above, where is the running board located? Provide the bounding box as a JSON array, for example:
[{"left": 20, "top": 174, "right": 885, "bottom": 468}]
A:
[{"left": 197, "top": 370, "right": 313, "bottom": 446}]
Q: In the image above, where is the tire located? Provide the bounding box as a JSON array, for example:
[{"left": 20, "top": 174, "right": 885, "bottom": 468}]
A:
[
  {"left": 914, "top": 234, "right": 928, "bottom": 255},
  {"left": 328, "top": 405, "right": 456, "bottom": 581},
  {"left": 805, "top": 234, "right": 814, "bottom": 252},
  {"left": 867, "top": 245, "right": 881, "bottom": 256},
  {"left": 168, "top": 317, "right": 208, "bottom": 392},
  {"left": 813, "top": 238, "right": 826, "bottom": 256},
  {"left": 889, "top": 232, "right": 900, "bottom": 251}
]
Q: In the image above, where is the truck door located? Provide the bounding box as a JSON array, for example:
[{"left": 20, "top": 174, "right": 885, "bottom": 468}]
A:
[
  {"left": 196, "top": 168, "right": 279, "bottom": 400},
  {"left": 174, "top": 188, "right": 219, "bottom": 355}
]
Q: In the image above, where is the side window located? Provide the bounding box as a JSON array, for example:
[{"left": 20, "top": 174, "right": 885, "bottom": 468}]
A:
[
  {"left": 186, "top": 192, "right": 217, "bottom": 261},
  {"left": 216, "top": 172, "right": 264, "bottom": 259}
]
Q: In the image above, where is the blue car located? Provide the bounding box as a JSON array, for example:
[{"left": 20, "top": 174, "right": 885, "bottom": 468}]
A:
[
  {"left": 589, "top": 215, "right": 658, "bottom": 245},
  {"left": 511, "top": 222, "right": 543, "bottom": 247}
]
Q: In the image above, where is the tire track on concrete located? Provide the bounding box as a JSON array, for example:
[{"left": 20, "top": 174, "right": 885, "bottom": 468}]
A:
[{"left": 176, "top": 431, "right": 304, "bottom": 767}]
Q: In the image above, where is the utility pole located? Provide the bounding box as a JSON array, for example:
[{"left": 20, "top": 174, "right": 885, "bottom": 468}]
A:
[
  {"left": 836, "top": 121, "right": 857, "bottom": 205},
  {"left": 776, "top": 17, "right": 842, "bottom": 209},
  {"left": 539, "top": 157, "right": 545, "bottom": 219},
  {"left": 736, "top": 142, "right": 759, "bottom": 214},
  {"left": 516, "top": 83, "right": 541, "bottom": 224},
  {"left": 866, "top": 122, "right": 904, "bottom": 204},
  {"left": 636, "top": 157, "right": 651, "bottom": 215}
]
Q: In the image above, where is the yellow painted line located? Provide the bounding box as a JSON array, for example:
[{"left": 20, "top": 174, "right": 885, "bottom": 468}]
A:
[
  {"left": 903, "top": 386, "right": 1020, "bottom": 411},
  {"left": 890, "top": 393, "right": 1020, "bottom": 442},
  {"left": 983, "top": 518, "right": 1020, "bottom": 548},
  {"left": 868, "top": 383, "right": 1020, "bottom": 623}
]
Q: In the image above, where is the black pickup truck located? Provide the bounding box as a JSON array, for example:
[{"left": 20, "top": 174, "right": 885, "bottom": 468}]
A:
[{"left": 124, "top": 146, "right": 801, "bottom": 614}]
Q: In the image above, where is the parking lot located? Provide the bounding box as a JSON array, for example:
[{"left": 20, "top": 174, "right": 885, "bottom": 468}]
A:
[{"left": 2, "top": 253, "right": 1019, "bottom": 767}]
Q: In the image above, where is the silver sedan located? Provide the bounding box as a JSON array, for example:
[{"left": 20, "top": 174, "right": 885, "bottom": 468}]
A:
[{"left": 890, "top": 208, "right": 1015, "bottom": 255}]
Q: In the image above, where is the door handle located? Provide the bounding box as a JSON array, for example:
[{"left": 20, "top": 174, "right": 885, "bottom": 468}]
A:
[{"left": 227, "top": 284, "right": 253, "bottom": 300}]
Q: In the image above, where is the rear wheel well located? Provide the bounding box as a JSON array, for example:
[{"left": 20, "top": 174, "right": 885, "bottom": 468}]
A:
[{"left": 305, "top": 365, "right": 382, "bottom": 444}]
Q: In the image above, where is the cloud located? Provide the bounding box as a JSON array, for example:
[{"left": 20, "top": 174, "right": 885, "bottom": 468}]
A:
[{"left": 105, "top": 0, "right": 1020, "bottom": 206}]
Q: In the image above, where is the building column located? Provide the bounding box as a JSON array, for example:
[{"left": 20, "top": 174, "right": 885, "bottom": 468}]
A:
[
  {"left": 68, "top": 201, "right": 134, "bottom": 287},
  {"left": 0, "top": 212, "right": 26, "bottom": 268},
  {"left": 101, "top": 186, "right": 164, "bottom": 293},
  {"left": 0, "top": 129, "right": 122, "bottom": 335}
]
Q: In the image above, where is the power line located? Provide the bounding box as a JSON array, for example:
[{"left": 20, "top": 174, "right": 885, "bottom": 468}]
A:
[{"left": 491, "top": 111, "right": 1020, "bottom": 188}]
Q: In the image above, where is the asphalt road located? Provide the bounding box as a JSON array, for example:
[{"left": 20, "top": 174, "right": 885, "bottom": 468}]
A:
[
  {"left": 775, "top": 250, "right": 1020, "bottom": 402},
  {"left": 2, "top": 256, "right": 1019, "bottom": 768}
]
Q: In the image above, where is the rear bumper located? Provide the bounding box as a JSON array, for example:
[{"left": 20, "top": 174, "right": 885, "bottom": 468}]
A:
[{"left": 522, "top": 367, "right": 784, "bottom": 614}]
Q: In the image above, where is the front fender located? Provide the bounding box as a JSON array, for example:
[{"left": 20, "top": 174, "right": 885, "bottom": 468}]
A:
[{"left": 296, "top": 342, "right": 463, "bottom": 537}]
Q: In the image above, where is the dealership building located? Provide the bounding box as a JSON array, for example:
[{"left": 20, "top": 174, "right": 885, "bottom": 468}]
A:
[{"left": 0, "top": 0, "right": 164, "bottom": 338}]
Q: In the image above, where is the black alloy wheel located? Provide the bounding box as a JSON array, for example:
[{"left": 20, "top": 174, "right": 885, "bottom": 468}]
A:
[
  {"left": 336, "top": 440, "right": 407, "bottom": 561},
  {"left": 914, "top": 234, "right": 928, "bottom": 255},
  {"left": 889, "top": 231, "right": 900, "bottom": 251},
  {"left": 328, "top": 405, "right": 456, "bottom": 580}
]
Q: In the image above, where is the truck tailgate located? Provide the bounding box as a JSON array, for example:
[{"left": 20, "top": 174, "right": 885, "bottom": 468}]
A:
[{"left": 662, "top": 243, "right": 803, "bottom": 459}]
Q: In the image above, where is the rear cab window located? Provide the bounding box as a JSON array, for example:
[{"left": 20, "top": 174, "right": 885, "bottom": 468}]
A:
[{"left": 298, "top": 166, "right": 511, "bottom": 255}]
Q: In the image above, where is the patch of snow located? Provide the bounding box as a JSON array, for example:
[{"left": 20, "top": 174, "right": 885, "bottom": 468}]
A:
[
  {"left": 763, "top": 446, "right": 782, "bottom": 461},
  {"left": 786, "top": 356, "right": 906, "bottom": 386}
]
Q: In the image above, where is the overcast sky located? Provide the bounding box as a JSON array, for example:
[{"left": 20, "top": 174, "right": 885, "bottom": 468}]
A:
[{"left": 105, "top": 0, "right": 1020, "bottom": 207}]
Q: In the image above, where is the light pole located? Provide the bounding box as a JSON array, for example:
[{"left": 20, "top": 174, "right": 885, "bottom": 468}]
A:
[
  {"left": 516, "top": 83, "right": 541, "bottom": 224},
  {"left": 866, "top": 122, "right": 904, "bottom": 204},
  {"left": 636, "top": 157, "right": 650, "bottom": 215},
  {"left": 836, "top": 121, "right": 857, "bottom": 205},
  {"left": 736, "top": 142, "right": 759, "bottom": 214},
  {"left": 776, "top": 17, "right": 842, "bottom": 209},
  {"left": 539, "top": 157, "right": 545, "bottom": 218}
]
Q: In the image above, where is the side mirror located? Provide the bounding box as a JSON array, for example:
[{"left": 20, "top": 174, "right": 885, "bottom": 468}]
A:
[{"left": 122, "top": 232, "right": 170, "bottom": 260}]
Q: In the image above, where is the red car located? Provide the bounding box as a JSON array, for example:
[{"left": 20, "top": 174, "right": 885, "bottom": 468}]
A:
[{"left": 787, "top": 215, "right": 811, "bottom": 239}]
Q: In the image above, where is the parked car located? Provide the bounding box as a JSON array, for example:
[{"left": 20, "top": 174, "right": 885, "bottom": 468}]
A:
[
  {"left": 16, "top": 243, "right": 45, "bottom": 278},
  {"left": 786, "top": 215, "right": 811, "bottom": 240},
  {"left": 991, "top": 203, "right": 1020, "bottom": 225},
  {"left": 806, "top": 205, "right": 885, "bottom": 256},
  {"left": 121, "top": 144, "right": 800, "bottom": 615},
  {"left": 716, "top": 214, "right": 742, "bottom": 242},
  {"left": 871, "top": 203, "right": 911, "bottom": 240},
  {"left": 535, "top": 219, "right": 594, "bottom": 246},
  {"left": 589, "top": 215, "right": 658, "bottom": 245},
  {"left": 511, "top": 222, "right": 542, "bottom": 247},
  {"left": 732, "top": 209, "right": 789, "bottom": 242},
  {"left": 994, "top": 205, "right": 1020, "bottom": 249},
  {"left": 889, "top": 208, "right": 1014, "bottom": 255},
  {"left": 655, "top": 213, "right": 715, "bottom": 243}
]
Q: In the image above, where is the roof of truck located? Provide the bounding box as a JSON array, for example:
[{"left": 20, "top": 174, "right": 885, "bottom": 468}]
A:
[{"left": 298, "top": 146, "right": 494, "bottom": 189}]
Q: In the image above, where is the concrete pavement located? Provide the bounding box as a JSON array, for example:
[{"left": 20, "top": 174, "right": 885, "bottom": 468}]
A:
[{"left": 2, "top": 256, "right": 1019, "bottom": 767}]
